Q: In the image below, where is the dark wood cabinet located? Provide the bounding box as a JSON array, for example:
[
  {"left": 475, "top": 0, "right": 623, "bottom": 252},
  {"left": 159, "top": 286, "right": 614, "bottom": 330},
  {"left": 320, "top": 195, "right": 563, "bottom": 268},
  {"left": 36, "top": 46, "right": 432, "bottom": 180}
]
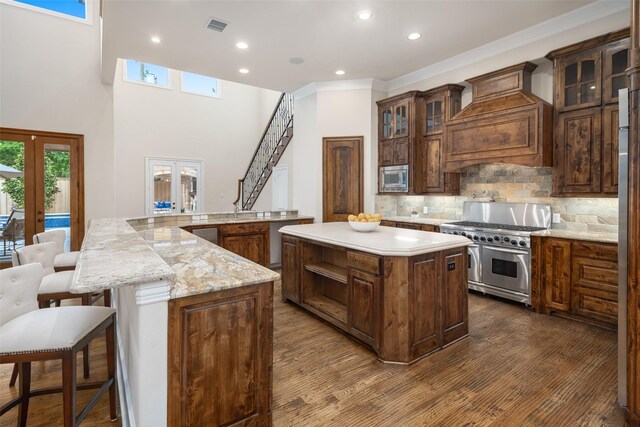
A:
[
  {"left": 282, "top": 235, "right": 468, "bottom": 364},
  {"left": 168, "top": 282, "right": 273, "bottom": 426},
  {"left": 381, "top": 220, "right": 439, "bottom": 233},
  {"left": 553, "top": 107, "right": 602, "bottom": 195},
  {"left": 532, "top": 235, "right": 618, "bottom": 329},
  {"left": 218, "top": 222, "right": 270, "bottom": 267},
  {"left": 547, "top": 29, "right": 629, "bottom": 196},
  {"left": 542, "top": 238, "right": 572, "bottom": 312},
  {"left": 377, "top": 92, "right": 419, "bottom": 168},
  {"left": 281, "top": 235, "right": 301, "bottom": 303}
]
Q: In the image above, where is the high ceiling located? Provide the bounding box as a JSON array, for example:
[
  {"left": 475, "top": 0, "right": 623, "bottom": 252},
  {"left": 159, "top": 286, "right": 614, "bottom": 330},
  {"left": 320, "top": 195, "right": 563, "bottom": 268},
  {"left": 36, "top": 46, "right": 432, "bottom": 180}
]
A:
[{"left": 102, "top": 0, "right": 610, "bottom": 92}]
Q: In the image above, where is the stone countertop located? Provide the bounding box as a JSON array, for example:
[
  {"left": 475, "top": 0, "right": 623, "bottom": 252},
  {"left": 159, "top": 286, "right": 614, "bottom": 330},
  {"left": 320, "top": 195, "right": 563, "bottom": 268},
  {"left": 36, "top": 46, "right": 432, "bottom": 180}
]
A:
[
  {"left": 71, "top": 218, "right": 176, "bottom": 294},
  {"left": 138, "top": 227, "right": 280, "bottom": 299},
  {"left": 383, "top": 216, "right": 454, "bottom": 226},
  {"left": 71, "top": 213, "right": 300, "bottom": 298},
  {"left": 531, "top": 229, "right": 618, "bottom": 244},
  {"left": 279, "top": 222, "right": 470, "bottom": 257},
  {"left": 128, "top": 212, "right": 314, "bottom": 231}
]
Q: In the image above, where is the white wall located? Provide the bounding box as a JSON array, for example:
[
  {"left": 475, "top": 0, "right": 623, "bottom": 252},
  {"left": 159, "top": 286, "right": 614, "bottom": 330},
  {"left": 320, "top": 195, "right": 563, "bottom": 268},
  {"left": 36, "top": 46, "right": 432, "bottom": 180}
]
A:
[
  {"left": 112, "top": 60, "right": 281, "bottom": 217},
  {"left": 0, "top": 2, "right": 116, "bottom": 223}
]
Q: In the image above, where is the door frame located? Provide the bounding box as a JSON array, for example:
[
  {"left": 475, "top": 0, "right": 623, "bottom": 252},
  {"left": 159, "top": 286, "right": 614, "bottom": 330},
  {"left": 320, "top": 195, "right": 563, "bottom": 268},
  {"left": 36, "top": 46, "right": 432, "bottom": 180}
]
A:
[
  {"left": 0, "top": 127, "right": 84, "bottom": 256},
  {"left": 145, "top": 156, "right": 205, "bottom": 216},
  {"left": 322, "top": 136, "right": 364, "bottom": 223}
]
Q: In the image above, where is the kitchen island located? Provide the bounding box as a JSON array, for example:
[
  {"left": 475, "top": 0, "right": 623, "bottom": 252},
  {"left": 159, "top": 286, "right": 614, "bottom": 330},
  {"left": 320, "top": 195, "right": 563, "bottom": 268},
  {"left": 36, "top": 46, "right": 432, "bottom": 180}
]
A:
[
  {"left": 279, "top": 222, "right": 471, "bottom": 364},
  {"left": 71, "top": 212, "right": 311, "bottom": 427}
]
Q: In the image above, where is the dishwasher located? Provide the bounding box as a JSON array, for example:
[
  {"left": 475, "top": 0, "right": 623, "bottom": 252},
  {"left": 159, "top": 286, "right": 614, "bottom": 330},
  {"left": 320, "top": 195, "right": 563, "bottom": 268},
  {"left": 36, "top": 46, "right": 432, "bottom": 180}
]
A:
[{"left": 192, "top": 227, "right": 218, "bottom": 244}]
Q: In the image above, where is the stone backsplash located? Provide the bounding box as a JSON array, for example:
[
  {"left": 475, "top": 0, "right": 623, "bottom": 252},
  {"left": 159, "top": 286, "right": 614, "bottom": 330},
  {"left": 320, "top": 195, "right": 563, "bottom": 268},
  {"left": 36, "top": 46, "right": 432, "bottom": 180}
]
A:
[{"left": 375, "top": 164, "right": 618, "bottom": 233}]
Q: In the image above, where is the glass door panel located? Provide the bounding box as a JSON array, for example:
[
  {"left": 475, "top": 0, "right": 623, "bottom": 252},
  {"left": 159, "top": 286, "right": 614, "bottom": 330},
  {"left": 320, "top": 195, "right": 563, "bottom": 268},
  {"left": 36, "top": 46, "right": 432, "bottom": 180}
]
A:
[
  {"left": 147, "top": 158, "right": 204, "bottom": 215},
  {"left": 42, "top": 143, "right": 72, "bottom": 252},
  {"left": 0, "top": 138, "right": 32, "bottom": 263}
]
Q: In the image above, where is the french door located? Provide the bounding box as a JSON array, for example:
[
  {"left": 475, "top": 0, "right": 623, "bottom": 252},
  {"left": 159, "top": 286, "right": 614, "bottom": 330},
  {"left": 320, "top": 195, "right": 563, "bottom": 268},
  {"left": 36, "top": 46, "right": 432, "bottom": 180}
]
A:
[
  {"left": 146, "top": 157, "right": 204, "bottom": 215},
  {"left": 0, "top": 128, "right": 84, "bottom": 268}
]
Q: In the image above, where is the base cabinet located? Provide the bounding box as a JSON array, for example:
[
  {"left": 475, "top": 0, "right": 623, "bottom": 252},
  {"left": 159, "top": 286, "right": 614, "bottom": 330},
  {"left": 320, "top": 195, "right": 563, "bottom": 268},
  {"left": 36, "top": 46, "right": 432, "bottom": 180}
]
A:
[
  {"left": 218, "top": 223, "right": 270, "bottom": 267},
  {"left": 282, "top": 236, "right": 468, "bottom": 364},
  {"left": 533, "top": 236, "right": 618, "bottom": 328},
  {"left": 381, "top": 220, "right": 440, "bottom": 233},
  {"left": 167, "top": 282, "right": 273, "bottom": 426}
]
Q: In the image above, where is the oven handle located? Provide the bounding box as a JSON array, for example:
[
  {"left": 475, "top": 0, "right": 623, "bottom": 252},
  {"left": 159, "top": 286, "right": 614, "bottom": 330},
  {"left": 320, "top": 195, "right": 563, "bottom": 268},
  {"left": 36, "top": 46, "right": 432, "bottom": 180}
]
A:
[{"left": 484, "top": 245, "right": 529, "bottom": 255}]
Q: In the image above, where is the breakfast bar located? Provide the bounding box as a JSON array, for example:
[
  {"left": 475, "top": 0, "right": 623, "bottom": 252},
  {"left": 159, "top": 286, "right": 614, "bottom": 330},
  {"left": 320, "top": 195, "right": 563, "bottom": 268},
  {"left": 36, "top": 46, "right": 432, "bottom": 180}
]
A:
[{"left": 279, "top": 222, "right": 472, "bottom": 364}]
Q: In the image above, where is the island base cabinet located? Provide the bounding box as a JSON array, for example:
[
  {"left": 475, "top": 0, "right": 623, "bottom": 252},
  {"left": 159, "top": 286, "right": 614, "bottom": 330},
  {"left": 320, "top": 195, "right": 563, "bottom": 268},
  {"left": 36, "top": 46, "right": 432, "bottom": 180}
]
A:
[
  {"left": 282, "top": 236, "right": 469, "bottom": 364},
  {"left": 167, "top": 282, "right": 273, "bottom": 426}
]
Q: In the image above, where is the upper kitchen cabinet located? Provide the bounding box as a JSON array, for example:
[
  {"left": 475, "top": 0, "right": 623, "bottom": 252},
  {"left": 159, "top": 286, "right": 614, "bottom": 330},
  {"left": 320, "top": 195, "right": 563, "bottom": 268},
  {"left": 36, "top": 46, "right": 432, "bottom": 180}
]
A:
[
  {"left": 414, "top": 85, "right": 464, "bottom": 195},
  {"left": 377, "top": 92, "right": 419, "bottom": 142},
  {"left": 546, "top": 29, "right": 629, "bottom": 197},
  {"left": 443, "top": 62, "right": 553, "bottom": 171}
]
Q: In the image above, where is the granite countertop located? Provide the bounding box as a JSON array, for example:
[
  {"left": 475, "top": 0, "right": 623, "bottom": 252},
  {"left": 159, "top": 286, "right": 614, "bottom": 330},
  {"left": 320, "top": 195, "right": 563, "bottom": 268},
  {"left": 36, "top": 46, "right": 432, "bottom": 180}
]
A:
[
  {"left": 71, "top": 212, "right": 299, "bottom": 298},
  {"left": 138, "top": 227, "right": 279, "bottom": 299},
  {"left": 71, "top": 218, "right": 176, "bottom": 294},
  {"left": 128, "top": 212, "right": 314, "bottom": 231},
  {"left": 531, "top": 229, "right": 618, "bottom": 244},
  {"left": 279, "top": 222, "right": 470, "bottom": 256},
  {"left": 383, "top": 216, "right": 454, "bottom": 226}
]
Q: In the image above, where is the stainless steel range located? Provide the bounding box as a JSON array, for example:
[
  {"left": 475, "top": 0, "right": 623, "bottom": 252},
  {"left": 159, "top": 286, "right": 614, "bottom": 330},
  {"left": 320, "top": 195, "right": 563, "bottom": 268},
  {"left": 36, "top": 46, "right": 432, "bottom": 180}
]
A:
[{"left": 440, "top": 202, "right": 551, "bottom": 305}]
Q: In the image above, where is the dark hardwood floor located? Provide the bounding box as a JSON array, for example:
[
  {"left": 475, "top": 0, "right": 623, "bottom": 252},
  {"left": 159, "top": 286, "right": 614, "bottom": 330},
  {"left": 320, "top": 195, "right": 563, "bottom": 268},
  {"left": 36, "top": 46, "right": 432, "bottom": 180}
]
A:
[{"left": 1, "top": 282, "right": 624, "bottom": 426}]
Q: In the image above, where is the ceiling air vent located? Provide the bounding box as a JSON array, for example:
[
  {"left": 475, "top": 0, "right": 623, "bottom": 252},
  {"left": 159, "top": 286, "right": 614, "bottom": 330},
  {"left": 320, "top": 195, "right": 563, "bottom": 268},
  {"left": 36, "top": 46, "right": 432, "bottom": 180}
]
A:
[{"left": 206, "top": 18, "right": 228, "bottom": 32}]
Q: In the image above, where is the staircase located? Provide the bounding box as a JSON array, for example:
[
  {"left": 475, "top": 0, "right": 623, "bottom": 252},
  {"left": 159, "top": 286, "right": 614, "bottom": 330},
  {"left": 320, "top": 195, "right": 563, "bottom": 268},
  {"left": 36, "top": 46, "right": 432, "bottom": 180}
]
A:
[{"left": 235, "top": 92, "right": 294, "bottom": 211}]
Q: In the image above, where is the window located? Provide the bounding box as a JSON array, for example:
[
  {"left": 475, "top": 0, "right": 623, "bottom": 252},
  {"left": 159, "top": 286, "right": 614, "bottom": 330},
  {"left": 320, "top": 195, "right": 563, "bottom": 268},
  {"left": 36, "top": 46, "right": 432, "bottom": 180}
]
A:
[
  {"left": 1, "top": 0, "right": 90, "bottom": 23},
  {"left": 124, "top": 59, "right": 170, "bottom": 88},
  {"left": 181, "top": 72, "right": 220, "bottom": 98}
]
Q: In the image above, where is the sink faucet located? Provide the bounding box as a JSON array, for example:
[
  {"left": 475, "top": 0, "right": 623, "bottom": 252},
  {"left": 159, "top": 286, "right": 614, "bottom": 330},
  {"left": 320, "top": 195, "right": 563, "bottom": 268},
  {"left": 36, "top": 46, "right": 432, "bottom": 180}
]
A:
[{"left": 233, "top": 203, "right": 240, "bottom": 219}]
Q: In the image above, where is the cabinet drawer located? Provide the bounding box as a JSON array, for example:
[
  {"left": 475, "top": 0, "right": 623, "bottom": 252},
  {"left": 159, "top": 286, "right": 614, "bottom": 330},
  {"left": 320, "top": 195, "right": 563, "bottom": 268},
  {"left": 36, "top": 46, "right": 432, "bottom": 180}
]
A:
[
  {"left": 347, "top": 251, "right": 382, "bottom": 275},
  {"left": 571, "top": 285, "right": 617, "bottom": 325},
  {"left": 218, "top": 222, "right": 269, "bottom": 235}
]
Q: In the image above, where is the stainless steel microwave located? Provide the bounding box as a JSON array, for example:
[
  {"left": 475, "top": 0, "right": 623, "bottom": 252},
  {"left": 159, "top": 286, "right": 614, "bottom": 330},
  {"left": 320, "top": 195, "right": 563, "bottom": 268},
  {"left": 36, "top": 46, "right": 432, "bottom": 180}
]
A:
[{"left": 380, "top": 165, "right": 409, "bottom": 192}]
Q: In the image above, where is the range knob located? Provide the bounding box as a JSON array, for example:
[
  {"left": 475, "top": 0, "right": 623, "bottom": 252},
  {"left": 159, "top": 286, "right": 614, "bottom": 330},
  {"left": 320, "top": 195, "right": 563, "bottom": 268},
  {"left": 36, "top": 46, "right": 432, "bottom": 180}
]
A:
[
  {"left": 467, "top": 235, "right": 473, "bottom": 240},
  {"left": 480, "top": 236, "right": 487, "bottom": 242},
  {"left": 494, "top": 236, "right": 500, "bottom": 242},
  {"left": 519, "top": 240, "right": 526, "bottom": 247},
  {"left": 487, "top": 237, "right": 494, "bottom": 242},
  {"left": 473, "top": 235, "right": 479, "bottom": 241},
  {"left": 503, "top": 237, "right": 510, "bottom": 243},
  {"left": 461, "top": 232, "right": 467, "bottom": 237},
  {"left": 511, "top": 240, "right": 517, "bottom": 246},
  {"left": 453, "top": 231, "right": 459, "bottom": 235}
]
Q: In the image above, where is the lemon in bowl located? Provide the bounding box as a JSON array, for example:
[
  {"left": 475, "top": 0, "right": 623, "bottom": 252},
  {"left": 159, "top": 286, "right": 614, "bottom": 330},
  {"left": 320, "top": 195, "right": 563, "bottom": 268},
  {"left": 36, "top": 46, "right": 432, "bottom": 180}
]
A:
[{"left": 348, "top": 213, "right": 382, "bottom": 232}]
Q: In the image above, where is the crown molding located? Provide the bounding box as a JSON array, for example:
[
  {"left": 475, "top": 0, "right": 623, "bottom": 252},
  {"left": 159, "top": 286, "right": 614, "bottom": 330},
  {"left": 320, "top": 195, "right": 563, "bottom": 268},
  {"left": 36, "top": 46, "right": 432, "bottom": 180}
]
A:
[
  {"left": 293, "top": 78, "right": 388, "bottom": 100},
  {"left": 386, "top": 0, "right": 629, "bottom": 92}
]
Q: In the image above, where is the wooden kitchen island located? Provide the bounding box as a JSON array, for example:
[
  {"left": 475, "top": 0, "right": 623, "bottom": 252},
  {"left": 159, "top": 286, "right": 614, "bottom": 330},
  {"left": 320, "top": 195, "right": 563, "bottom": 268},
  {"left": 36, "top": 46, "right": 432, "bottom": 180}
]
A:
[{"left": 280, "top": 222, "right": 471, "bottom": 364}]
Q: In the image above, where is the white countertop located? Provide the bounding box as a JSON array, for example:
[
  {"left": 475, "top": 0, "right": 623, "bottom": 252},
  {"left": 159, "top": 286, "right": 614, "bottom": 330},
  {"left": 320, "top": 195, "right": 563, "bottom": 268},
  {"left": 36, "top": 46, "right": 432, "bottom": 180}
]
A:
[{"left": 279, "top": 222, "right": 470, "bottom": 256}]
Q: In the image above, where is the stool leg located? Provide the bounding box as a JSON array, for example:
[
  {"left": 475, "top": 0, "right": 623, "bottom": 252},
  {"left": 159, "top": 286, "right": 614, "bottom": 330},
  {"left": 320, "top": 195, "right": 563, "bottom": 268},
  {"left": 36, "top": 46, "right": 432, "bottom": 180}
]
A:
[
  {"left": 62, "top": 351, "right": 77, "bottom": 427},
  {"left": 9, "top": 363, "right": 18, "bottom": 386},
  {"left": 103, "top": 289, "right": 112, "bottom": 307},
  {"left": 106, "top": 321, "right": 117, "bottom": 421},
  {"left": 81, "top": 294, "right": 91, "bottom": 379},
  {"left": 18, "top": 362, "right": 31, "bottom": 427}
]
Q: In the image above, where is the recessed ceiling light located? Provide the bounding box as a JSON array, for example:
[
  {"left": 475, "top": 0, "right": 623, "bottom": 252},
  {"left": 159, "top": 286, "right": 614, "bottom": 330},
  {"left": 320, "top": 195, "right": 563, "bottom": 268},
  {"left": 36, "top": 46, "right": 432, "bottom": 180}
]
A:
[
  {"left": 151, "top": 36, "right": 161, "bottom": 43},
  {"left": 336, "top": 70, "right": 345, "bottom": 76},
  {"left": 239, "top": 68, "right": 249, "bottom": 74},
  {"left": 358, "top": 10, "right": 372, "bottom": 20},
  {"left": 407, "top": 32, "right": 421, "bottom": 40},
  {"left": 236, "top": 41, "right": 249, "bottom": 49}
]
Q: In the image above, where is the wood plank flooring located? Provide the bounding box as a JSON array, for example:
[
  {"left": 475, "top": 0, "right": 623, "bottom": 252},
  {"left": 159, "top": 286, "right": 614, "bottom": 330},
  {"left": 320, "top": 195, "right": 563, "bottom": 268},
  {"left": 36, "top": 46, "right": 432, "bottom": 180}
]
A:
[{"left": 1, "top": 281, "right": 625, "bottom": 426}]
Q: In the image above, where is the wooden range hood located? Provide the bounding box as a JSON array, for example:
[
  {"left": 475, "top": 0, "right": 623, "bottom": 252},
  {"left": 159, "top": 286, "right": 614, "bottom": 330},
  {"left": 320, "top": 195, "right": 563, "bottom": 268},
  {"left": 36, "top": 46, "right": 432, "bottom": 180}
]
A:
[{"left": 443, "top": 62, "right": 553, "bottom": 171}]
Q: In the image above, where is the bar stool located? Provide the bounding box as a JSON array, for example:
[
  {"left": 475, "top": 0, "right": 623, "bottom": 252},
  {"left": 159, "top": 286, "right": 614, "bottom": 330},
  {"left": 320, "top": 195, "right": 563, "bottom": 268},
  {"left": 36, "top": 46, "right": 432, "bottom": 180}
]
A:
[
  {"left": 33, "top": 229, "right": 79, "bottom": 272},
  {"left": 0, "top": 263, "right": 117, "bottom": 427},
  {"left": 10, "top": 242, "right": 93, "bottom": 387}
]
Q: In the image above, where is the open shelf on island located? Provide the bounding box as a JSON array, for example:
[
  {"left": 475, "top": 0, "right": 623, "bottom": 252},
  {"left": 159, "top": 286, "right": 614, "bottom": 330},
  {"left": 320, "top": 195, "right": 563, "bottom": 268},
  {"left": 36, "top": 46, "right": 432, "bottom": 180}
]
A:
[
  {"left": 305, "top": 262, "right": 347, "bottom": 284},
  {"left": 304, "top": 294, "right": 347, "bottom": 323}
]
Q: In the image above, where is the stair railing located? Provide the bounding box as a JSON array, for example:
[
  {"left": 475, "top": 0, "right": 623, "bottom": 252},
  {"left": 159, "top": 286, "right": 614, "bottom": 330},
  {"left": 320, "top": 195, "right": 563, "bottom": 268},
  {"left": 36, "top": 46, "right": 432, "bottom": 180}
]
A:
[{"left": 235, "top": 92, "right": 294, "bottom": 210}]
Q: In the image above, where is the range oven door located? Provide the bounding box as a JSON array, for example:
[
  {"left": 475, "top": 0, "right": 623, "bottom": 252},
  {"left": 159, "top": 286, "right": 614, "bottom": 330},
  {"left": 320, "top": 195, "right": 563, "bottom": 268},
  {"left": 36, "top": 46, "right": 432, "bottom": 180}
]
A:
[
  {"left": 468, "top": 243, "right": 482, "bottom": 284},
  {"left": 482, "top": 245, "right": 530, "bottom": 296}
]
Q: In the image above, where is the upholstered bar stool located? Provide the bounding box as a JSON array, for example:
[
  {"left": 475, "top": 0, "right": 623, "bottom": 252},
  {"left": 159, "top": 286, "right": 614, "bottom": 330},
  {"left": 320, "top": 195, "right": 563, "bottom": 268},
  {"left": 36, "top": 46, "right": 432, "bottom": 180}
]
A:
[
  {"left": 10, "top": 242, "right": 92, "bottom": 387},
  {"left": 0, "top": 264, "right": 117, "bottom": 427},
  {"left": 33, "top": 230, "right": 111, "bottom": 307},
  {"left": 33, "top": 229, "right": 79, "bottom": 272}
]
